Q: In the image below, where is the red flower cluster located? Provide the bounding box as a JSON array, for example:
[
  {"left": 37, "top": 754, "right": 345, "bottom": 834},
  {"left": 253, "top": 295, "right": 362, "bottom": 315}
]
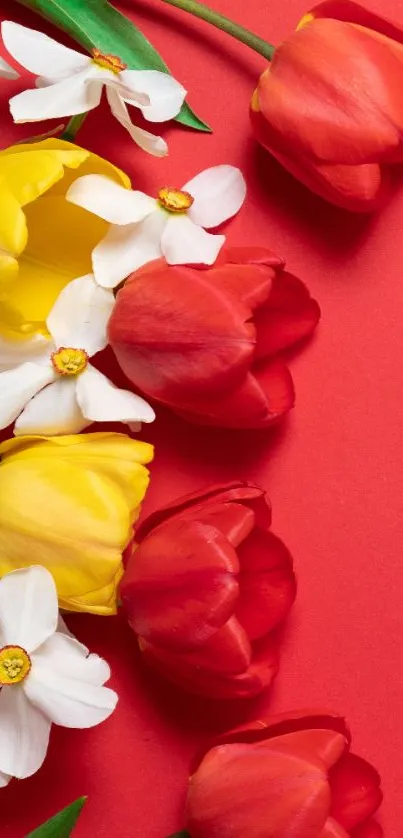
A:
[
  {"left": 120, "top": 482, "right": 296, "bottom": 699},
  {"left": 109, "top": 247, "right": 320, "bottom": 429},
  {"left": 186, "top": 712, "right": 383, "bottom": 838},
  {"left": 251, "top": 0, "right": 403, "bottom": 211}
]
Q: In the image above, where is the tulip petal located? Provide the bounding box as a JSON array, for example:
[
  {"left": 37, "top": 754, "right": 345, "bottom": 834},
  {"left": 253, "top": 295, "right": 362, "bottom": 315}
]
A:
[
  {"left": 184, "top": 165, "right": 246, "bottom": 228},
  {"left": 309, "top": 0, "right": 403, "bottom": 44},
  {"left": 76, "top": 364, "right": 156, "bottom": 424},
  {"left": 0, "top": 55, "right": 18, "bottom": 80},
  {"left": 254, "top": 272, "right": 321, "bottom": 358},
  {"left": 0, "top": 362, "right": 55, "bottom": 430},
  {"left": 1, "top": 21, "right": 89, "bottom": 78},
  {"left": 0, "top": 686, "right": 51, "bottom": 778},
  {"left": 25, "top": 664, "right": 118, "bottom": 728},
  {"left": 47, "top": 275, "right": 114, "bottom": 357},
  {"left": 220, "top": 245, "right": 285, "bottom": 270},
  {"left": 235, "top": 528, "right": 296, "bottom": 640},
  {"left": 329, "top": 753, "right": 383, "bottom": 830},
  {"left": 0, "top": 565, "right": 58, "bottom": 652},
  {"left": 319, "top": 818, "right": 349, "bottom": 837},
  {"left": 32, "top": 632, "right": 111, "bottom": 685},
  {"left": 207, "top": 263, "right": 273, "bottom": 311},
  {"left": 136, "top": 483, "right": 272, "bottom": 542},
  {"left": 351, "top": 820, "right": 383, "bottom": 838},
  {"left": 9, "top": 72, "right": 103, "bottom": 122},
  {"left": 93, "top": 212, "right": 166, "bottom": 288},
  {"left": 214, "top": 713, "right": 351, "bottom": 749},
  {"left": 121, "top": 517, "right": 240, "bottom": 651},
  {"left": 262, "top": 729, "right": 347, "bottom": 771},
  {"left": 121, "top": 69, "right": 186, "bottom": 122},
  {"left": 162, "top": 215, "right": 225, "bottom": 266},
  {"left": 183, "top": 502, "right": 256, "bottom": 548},
  {"left": 67, "top": 174, "right": 156, "bottom": 225},
  {"left": 258, "top": 19, "right": 403, "bottom": 165},
  {"left": 106, "top": 87, "right": 168, "bottom": 156},
  {"left": 14, "top": 378, "right": 89, "bottom": 436},
  {"left": 186, "top": 739, "right": 330, "bottom": 837}
]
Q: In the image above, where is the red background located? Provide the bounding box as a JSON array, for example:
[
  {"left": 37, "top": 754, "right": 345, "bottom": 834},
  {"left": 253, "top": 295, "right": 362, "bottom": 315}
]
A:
[{"left": 0, "top": 0, "right": 400, "bottom": 835}]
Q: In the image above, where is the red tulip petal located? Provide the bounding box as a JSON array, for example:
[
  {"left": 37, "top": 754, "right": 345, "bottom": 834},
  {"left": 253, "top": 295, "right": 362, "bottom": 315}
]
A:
[
  {"left": 309, "top": 0, "right": 403, "bottom": 44},
  {"left": 186, "top": 740, "right": 331, "bottom": 838},
  {"left": 136, "top": 482, "right": 271, "bottom": 542},
  {"left": 251, "top": 105, "right": 388, "bottom": 212},
  {"left": 218, "top": 245, "right": 285, "bottom": 270},
  {"left": 252, "top": 361, "right": 295, "bottom": 421},
  {"left": 258, "top": 20, "right": 403, "bottom": 166},
  {"left": 254, "top": 272, "right": 320, "bottom": 359},
  {"left": 140, "top": 631, "right": 279, "bottom": 699},
  {"left": 213, "top": 713, "right": 351, "bottom": 748},
  {"left": 319, "top": 817, "right": 349, "bottom": 837},
  {"left": 351, "top": 819, "right": 383, "bottom": 838},
  {"left": 184, "top": 502, "right": 256, "bottom": 548},
  {"left": 109, "top": 263, "right": 255, "bottom": 401},
  {"left": 207, "top": 264, "right": 273, "bottom": 311},
  {"left": 121, "top": 517, "right": 240, "bottom": 651},
  {"left": 235, "top": 528, "right": 296, "bottom": 639},
  {"left": 329, "top": 753, "right": 383, "bottom": 830},
  {"left": 261, "top": 729, "right": 347, "bottom": 771}
]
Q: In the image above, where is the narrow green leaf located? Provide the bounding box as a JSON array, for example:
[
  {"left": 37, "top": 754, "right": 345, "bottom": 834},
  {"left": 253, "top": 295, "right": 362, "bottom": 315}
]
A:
[
  {"left": 15, "top": 0, "right": 211, "bottom": 132},
  {"left": 26, "top": 797, "right": 87, "bottom": 838}
]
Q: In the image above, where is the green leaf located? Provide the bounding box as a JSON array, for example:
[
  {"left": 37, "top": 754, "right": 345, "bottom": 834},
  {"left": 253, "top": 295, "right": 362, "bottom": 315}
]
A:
[
  {"left": 15, "top": 0, "right": 210, "bottom": 132},
  {"left": 25, "top": 797, "right": 87, "bottom": 838}
]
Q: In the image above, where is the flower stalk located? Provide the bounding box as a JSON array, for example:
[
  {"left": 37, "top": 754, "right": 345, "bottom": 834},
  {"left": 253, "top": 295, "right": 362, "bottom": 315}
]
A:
[{"left": 159, "top": 0, "right": 274, "bottom": 59}]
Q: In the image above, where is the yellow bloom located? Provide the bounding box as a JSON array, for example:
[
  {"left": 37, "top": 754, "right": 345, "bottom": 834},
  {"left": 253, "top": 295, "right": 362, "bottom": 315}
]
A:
[
  {"left": 0, "top": 138, "right": 130, "bottom": 339},
  {"left": 0, "top": 432, "right": 153, "bottom": 615}
]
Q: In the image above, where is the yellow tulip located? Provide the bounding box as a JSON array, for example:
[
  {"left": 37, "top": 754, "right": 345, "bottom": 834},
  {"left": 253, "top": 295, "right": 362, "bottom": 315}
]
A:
[
  {"left": 0, "top": 138, "right": 130, "bottom": 339},
  {"left": 0, "top": 432, "right": 153, "bottom": 615}
]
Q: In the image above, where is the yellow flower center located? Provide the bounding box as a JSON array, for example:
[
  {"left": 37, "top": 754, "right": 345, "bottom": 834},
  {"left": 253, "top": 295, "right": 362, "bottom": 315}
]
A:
[
  {"left": 0, "top": 646, "right": 31, "bottom": 685},
  {"left": 91, "top": 48, "right": 127, "bottom": 74},
  {"left": 51, "top": 347, "right": 88, "bottom": 376},
  {"left": 158, "top": 187, "right": 194, "bottom": 214}
]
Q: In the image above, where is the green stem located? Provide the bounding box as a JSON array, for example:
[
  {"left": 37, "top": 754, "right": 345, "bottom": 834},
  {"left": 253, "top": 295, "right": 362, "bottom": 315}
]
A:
[
  {"left": 61, "top": 112, "right": 88, "bottom": 142},
  {"left": 159, "top": 0, "right": 274, "bottom": 60}
]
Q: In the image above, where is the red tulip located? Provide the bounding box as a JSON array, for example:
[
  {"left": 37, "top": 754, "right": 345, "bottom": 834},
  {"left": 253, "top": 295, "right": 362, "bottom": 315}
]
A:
[
  {"left": 186, "top": 711, "right": 383, "bottom": 837},
  {"left": 251, "top": 0, "right": 403, "bottom": 211},
  {"left": 120, "top": 482, "right": 296, "bottom": 699},
  {"left": 108, "top": 247, "right": 320, "bottom": 429}
]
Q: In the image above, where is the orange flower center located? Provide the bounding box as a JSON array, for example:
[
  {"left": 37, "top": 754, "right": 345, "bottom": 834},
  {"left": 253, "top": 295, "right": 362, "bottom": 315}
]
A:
[
  {"left": 51, "top": 347, "right": 88, "bottom": 376},
  {"left": 91, "top": 48, "right": 127, "bottom": 74},
  {"left": 158, "top": 187, "right": 194, "bottom": 214},
  {"left": 0, "top": 646, "right": 31, "bottom": 685}
]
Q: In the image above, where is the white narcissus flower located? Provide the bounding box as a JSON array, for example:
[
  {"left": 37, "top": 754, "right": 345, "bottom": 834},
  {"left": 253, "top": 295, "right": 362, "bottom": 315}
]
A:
[
  {"left": 67, "top": 166, "right": 247, "bottom": 288},
  {"left": 1, "top": 21, "right": 187, "bottom": 156},
  {"left": 0, "top": 274, "right": 155, "bottom": 435},
  {"left": 0, "top": 566, "right": 118, "bottom": 784},
  {"left": 0, "top": 56, "right": 18, "bottom": 80}
]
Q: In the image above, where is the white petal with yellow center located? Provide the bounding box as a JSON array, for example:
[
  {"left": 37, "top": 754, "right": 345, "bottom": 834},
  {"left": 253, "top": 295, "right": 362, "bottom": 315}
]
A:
[
  {"left": 0, "top": 362, "right": 55, "bottom": 430},
  {"left": 0, "top": 686, "right": 52, "bottom": 778},
  {"left": 161, "top": 214, "right": 225, "bottom": 265},
  {"left": 14, "top": 377, "right": 89, "bottom": 436},
  {"left": 183, "top": 165, "right": 247, "bottom": 228},
  {"left": 2, "top": 21, "right": 90, "bottom": 78},
  {"left": 0, "top": 55, "right": 18, "bottom": 80},
  {"left": 67, "top": 175, "right": 156, "bottom": 225},
  {"left": 0, "top": 566, "right": 58, "bottom": 652},
  {"left": 46, "top": 274, "right": 115, "bottom": 356},
  {"left": 76, "top": 364, "right": 156, "bottom": 424}
]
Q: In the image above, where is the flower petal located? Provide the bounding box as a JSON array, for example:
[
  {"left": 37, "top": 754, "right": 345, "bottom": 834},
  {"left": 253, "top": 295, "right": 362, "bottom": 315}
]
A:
[
  {"left": 254, "top": 271, "right": 321, "bottom": 359},
  {"left": 120, "top": 69, "right": 186, "bottom": 122},
  {"left": 9, "top": 72, "right": 102, "bottom": 123},
  {"left": 93, "top": 212, "right": 166, "bottom": 287},
  {"left": 329, "top": 753, "right": 383, "bottom": 830},
  {"left": 0, "top": 333, "right": 50, "bottom": 372},
  {"left": 184, "top": 165, "right": 247, "bottom": 228},
  {"left": 0, "top": 55, "right": 18, "bottom": 80},
  {"left": 67, "top": 174, "right": 156, "bottom": 225},
  {"left": 162, "top": 215, "right": 225, "bottom": 265},
  {"left": 1, "top": 22, "right": 90, "bottom": 77},
  {"left": 46, "top": 275, "right": 115, "bottom": 356},
  {"left": 32, "top": 632, "right": 111, "bottom": 685},
  {"left": 0, "top": 362, "right": 54, "bottom": 430},
  {"left": 76, "top": 365, "right": 156, "bottom": 424},
  {"left": 0, "top": 771, "right": 11, "bottom": 787},
  {"left": 106, "top": 87, "right": 168, "bottom": 156},
  {"left": 14, "top": 378, "right": 89, "bottom": 436},
  {"left": 24, "top": 663, "right": 118, "bottom": 728},
  {"left": 0, "top": 686, "right": 51, "bottom": 778},
  {"left": 0, "top": 565, "right": 58, "bottom": 652}
]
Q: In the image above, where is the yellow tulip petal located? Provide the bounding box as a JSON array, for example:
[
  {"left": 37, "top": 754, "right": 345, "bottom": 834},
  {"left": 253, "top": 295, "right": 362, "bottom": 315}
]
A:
[
  {"left": 5, "top": 196, "right": 109, "bottom": 326},
  {"left": 0, "top": 150, "right": 88, "bottom": 208},
  {"left": 0, "top": 189, "right": 27, "bottom": 257},
  {"left": 0, "top": 433, "right": 153, "bottom": 615},
  {"left": 0, "top": 249, "right": 19, "bottom": 287}
]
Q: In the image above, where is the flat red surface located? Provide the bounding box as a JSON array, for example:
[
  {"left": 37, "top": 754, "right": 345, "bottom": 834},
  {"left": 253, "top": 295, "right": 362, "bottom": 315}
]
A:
[{"left": 0, "top": 0, "right": 401, "bottom": 835}]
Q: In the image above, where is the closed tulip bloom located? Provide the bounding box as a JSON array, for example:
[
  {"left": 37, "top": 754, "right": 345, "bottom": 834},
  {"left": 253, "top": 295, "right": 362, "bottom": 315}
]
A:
[
  {"left": 0, "top": 433, "right": 153, "bottom": 614},
  {"left": 186, "top": 712, "right": 383, "bottom": 837},
  {"left": 120, "top": 482, "right": 296, "bottom": 699},
  {"left": 251, "top": 0, "right": 403, "bottom": 211},
  {"left": 109, "top": 247, "right": 320, "bottom": 429}
]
